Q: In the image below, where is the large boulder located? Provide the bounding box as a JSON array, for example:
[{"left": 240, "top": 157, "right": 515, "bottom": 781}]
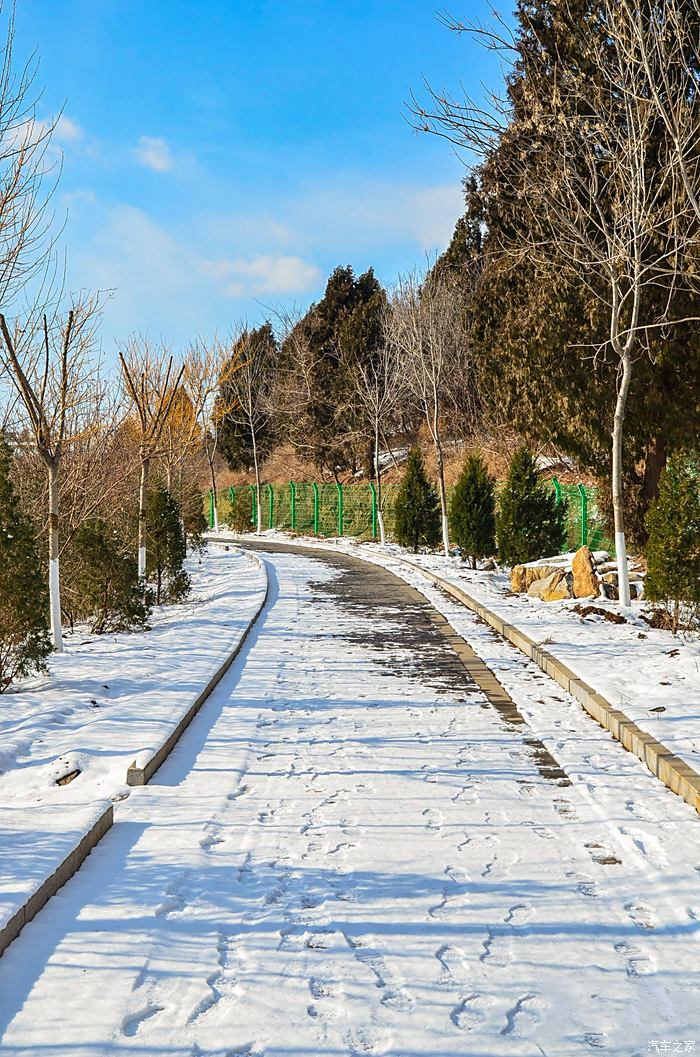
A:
[
  {"left": 572, "top": 546, "right": 599, "bottom": 598},
  {"left": 512, "top": 563, "right": 566, "bottom": 593},
  {"left": 528, "top": 570, "right": 572, "bottom": 601}
]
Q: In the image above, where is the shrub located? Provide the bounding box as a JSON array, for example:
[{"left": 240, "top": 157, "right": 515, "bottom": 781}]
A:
[
  {"left": 497, "top": 446, "right": 567, "bottom": 565},
  {"left": 449, "top": 452, "right": 496, "bottom": 567},
  {"left": 70, "top": 519, "right": 152, "bottom": 634},
  {"left": 181, "top": 480, "right": 208, "bottom": 555},
  {"left": 147, "top": 488, "right": 191, "bottom": 604},
  {"left": 0, "top": 440, "right": 52, "bottom": 690},
  {"left": 394, "top": 448, "right": 441, "bottom": 553},
  {"left": 645, "top": 451, "right": 700, "bottom": 633}
]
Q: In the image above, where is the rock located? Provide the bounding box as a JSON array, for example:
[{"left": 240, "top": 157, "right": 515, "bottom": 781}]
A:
[
  {"left": 511, "top": 565, "right": 527, "bottom": 592},
  {"left": 482, "top": 558, "right": 498, "bottom": 572},
  {"left": 601, "top": 580, "right": 618, "bottom": 601},
  {"left": 592, "top": 551, "right": 610, "bottom": 565},
  {"left": 528, "top": 570, "right": 572, "bottom": 601},
  {"left": 602, "top": 571, "right": 618, "bottom": 585},
  {"left": 572, "top": 545, "right": 599, "bottom": 598}
]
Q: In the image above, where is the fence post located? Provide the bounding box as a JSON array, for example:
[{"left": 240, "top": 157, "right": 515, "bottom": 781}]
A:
[
  {"left": 578, "top": 483, "right": 588, "bottom": 547},
  {"left": 208, "top": 489, "right": 215, "bottom": 529},
  {"left": 369, "top": 482, "right": 378, "bottom": 539},
  {"left": 290, "top": 481, "right": 297, "bottom": 531},
  {"left": 312, "top": 483, "right": 319, "bottom": 534},
  {"left": 267, "top": 483, "right": 274, "bottom": 530},
  {"left": 228, "top": 485, "right": 235, "bottom": 508},
  {"left": 551, "top": 476, "right": 562, "bottom": 504},
  {"left": 336, "top": 482, "right": 344, "bottom": 536}
]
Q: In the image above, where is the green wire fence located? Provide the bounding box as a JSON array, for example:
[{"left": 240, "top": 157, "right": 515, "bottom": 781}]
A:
[{"left": 206, "top": 476, "right": 613, "bottom": 554}]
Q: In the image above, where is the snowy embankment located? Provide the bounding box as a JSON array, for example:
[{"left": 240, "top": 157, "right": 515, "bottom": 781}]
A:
[
  {"left": 0, "top": 544, "right": 266, "bottom": 945},
  {"left": 215, "top": 531, "right": 700, "bottom": 782}
]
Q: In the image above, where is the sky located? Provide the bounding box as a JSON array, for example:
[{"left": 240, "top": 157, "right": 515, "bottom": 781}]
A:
[{"left": 14, "top": 1, "right": 509, "bottom": 349}]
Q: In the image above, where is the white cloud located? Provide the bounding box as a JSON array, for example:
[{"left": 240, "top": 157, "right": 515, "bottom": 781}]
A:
[
  {"left": 200, "top": 254, "right": 320, "bottom": 297},
  {"left": 54, "top": 115, "right": 84, "bottom": 143},
  {"left": 134, "top": 136, "right": 173, "bottom": 173}
]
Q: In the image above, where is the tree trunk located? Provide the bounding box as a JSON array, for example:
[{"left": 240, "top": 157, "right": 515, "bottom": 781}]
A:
[
  {"left": 374, "top": 420, "right": 386, "bottom": 546},
  {"left": 138, "top": 454, "right": 150, "bottom": 579},
  {"left": 208, "top": 452, "right": 219, "bottom": 533},
  {"left": 433, "top": 431, "right": 450, "bottom": 558},
  {"left": 47, "top": 459, "right": 63, "bottom": 651},
  {"left": 251, "top": 428, "right": 262, "bottom": 534},
  {"left": 641, "top": 433, "right": 667, "bottom": 510},
  {"left": 612, "top": 353, "right": 633, "bottom": 607}
]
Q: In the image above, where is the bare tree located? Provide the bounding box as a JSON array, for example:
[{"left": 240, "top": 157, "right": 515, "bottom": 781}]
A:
[
  {"left": 388, "top": 271, "right": 471, "bottom": 557},
  {"left": 218, "top": 325, "right": 277, "bottom": 534},
  {"left": 412, "top": 5, "right": 700, "bottom": 604},
  {"left": 340, "top": 317, "right": 407, "bottom": 545},
  {"left": 118, "top": 337, "right": 184, "bottom": 578},
  {"left": 181, "top": 338, "right": 242, "bottom": 533},
  {"left": 0, "top": 293, "right": 102, "bottom": 649}
]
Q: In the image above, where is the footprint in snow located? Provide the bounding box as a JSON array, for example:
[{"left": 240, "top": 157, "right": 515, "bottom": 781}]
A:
[
  {"left": 505, "top": 902, "right": 533, "bottom": 927},
  {"left": 451, "top": 992, "right": 492, "bottom": 1031},
  {"left": 500, "top": 992, "right": 546, "bottom": 1037},
  {"left": 614, "top": 940, "right": 656, "bottom": 977},
  {"left": 625, "top": 901, "right": 658, "bottom": 931},
  {"left": 122, "top": 1005, "right": 164, "bottom": 1037}
]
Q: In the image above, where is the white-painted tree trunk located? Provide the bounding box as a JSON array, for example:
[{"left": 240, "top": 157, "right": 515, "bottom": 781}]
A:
[
  {"left": 374, "top": 425, "right": 386, "bottom": 546},
  {"left": 47, "top": 462, "right": 63, "bottom": 652},
  {"left": 377, "top": 509, "right": 386, "bottom": 547},
  {"left": 251, "top": 427, "right": 263, "bottom": 535},
  {"left": 611, "top": 352, "right": 633, "bottom": 608},
  {"left": 138, "top": 455, "right": 150, "bottom": 579},
  {"left": 441, "top": 514, "right": 450, "bottom": 558}
]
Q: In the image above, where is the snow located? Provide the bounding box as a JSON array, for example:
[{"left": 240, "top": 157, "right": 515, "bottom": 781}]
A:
[
  {"left": 253, "top": 532, "right": 700, "bottom": 784},
  {"left": 0, "top": 545, "right": 266, "bottom": 942},
  {"left": 1, "top": 544, "right": 700, "bottom": 1054}
]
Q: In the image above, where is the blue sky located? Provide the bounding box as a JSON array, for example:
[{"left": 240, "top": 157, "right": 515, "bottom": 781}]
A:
[{"left": 15, "top": 1, "right": 508, "bottom": 348}]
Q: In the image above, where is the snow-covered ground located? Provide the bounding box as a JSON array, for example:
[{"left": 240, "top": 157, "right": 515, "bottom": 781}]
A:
[
  {"left": 0, "top": 545, "right": 266, "bottom": 945},
  {"left": 2, "top": 545, "right": 700, "bottom": 1055},
  {"left": 249, "top": 532, "right": 700, "bottom": 782}
]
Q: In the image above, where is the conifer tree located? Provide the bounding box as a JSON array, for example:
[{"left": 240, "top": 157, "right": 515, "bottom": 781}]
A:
[
  {"left": 497, "top": 446, "right": 566, "bottom": 565},
  {"left": 147, "top": 488, "right": 191, "bottom": 604},
  {"left": 0, "top": 439, "right": 52, "bottom": 690},
  {"left": 69, "top": 519, "right": 153, "bottom": 634},
  {"left": 449, "top": 452, "right": 496, "bottom": 568},
  {"left": 645, "top": 452, "right": 700, "bottom": 633},
  {"left": 394, "top": 448, "right": 441, "bottom": 553}
]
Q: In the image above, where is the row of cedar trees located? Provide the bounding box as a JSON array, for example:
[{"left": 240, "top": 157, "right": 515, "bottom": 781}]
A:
[
  {"left": 215, "top": 0, "right": 700, "bottom": 612},
  {"left": 396, "top": 445, "right": 700, "bottom": 634}
]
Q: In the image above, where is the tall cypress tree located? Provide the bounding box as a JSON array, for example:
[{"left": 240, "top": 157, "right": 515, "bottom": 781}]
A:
[
  {"left": 394, "top": 449, "right": 441, "bottom": 553},
  {"left": 0, "top": 440, "right": 52, "bottom": 689},
  {"left": 645, "top": 452, "right": 700, "bottom": 633},
  {"left": 449, "top": 452, "right": 496, "bottom": 568},
  {"left": 497, "top": 446, "right": 566, "bottom": 565}
]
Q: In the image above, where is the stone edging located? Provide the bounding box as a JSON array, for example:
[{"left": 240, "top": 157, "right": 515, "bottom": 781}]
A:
[
  {"left": 397, "top": 556, "right": 700, "bottom": 815},
  {"left": 0, "top": 802, "right": 114, "bottom": 957},
  {"left": 0, "top": 548, "right": 268, "bottom": 961},
  {"left": 126, "top": 550, "right": 269, "bottom": 785},
  {"left": 210, "top": 534, "right": 700, "bottom": 816}
]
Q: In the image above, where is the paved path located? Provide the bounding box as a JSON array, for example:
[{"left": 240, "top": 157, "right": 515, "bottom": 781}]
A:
[{"left": 1, "top": 546, "right": 699, "bottom": 1056}]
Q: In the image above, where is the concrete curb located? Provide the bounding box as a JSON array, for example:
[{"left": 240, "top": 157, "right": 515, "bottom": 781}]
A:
[
  {"left": 396, "top": 556, "right": 700, "bottom": 815},
  {"left": 0, "top": 802, "right": 113, "bottom": 958},
  {"left": 210, "top": 533, "right": 700, "bottom": 816},
  {"left": 126, "top": 550, "right": 269, "bottom": 786}
]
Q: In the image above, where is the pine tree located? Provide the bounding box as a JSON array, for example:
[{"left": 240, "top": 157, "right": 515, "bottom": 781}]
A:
[
  {"left": 147, "top": 488, "right": 191, "bottom": 604},
  {"left": 394, "top": 449, "right": 441, "bottom": 553},
  {"left": 645, "top": 452, "right": 700, "bottom": 633},
  {"left": 449, "top": 452, "right": 496, "bottom": 568},
  {"left": 0, "top": 439, "right": 52, "bottom": 690},
  {"left": 497, "top": 446, "right": 566, "bottom": 565},
  {"left": 69, "top": 519, "right": 153, "bottom": 634}
]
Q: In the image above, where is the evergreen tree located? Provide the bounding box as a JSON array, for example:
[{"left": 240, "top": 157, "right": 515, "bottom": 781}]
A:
[
  {"left": 645, "top": 452, "right": 700, "bottom": 633},
  {"left": 180, "top": 479, "right": 208, "bottom": 555},
  {"left": 0, "top": 439, "right": 52, "bottom": 690},
  {"left": 217, "top": 322, "right": 277, "bottom": 471},
  {"left": 69, "top": 519, "right": 153, "bottom": 634},
  {"left": 277, "top": 265, "right": 386, "bottom": 476},
  {"left": 147, "top": 488, "right": 191, "bottom": 604},
  {"left": 449, "top": 452, "right": 496, "bottom": 568},
  {"left": 497, "top": 446, "right": 566, "bottom": 565},
  {"left": 394, "top": 449, "right": 441, "bottom": 553}
]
